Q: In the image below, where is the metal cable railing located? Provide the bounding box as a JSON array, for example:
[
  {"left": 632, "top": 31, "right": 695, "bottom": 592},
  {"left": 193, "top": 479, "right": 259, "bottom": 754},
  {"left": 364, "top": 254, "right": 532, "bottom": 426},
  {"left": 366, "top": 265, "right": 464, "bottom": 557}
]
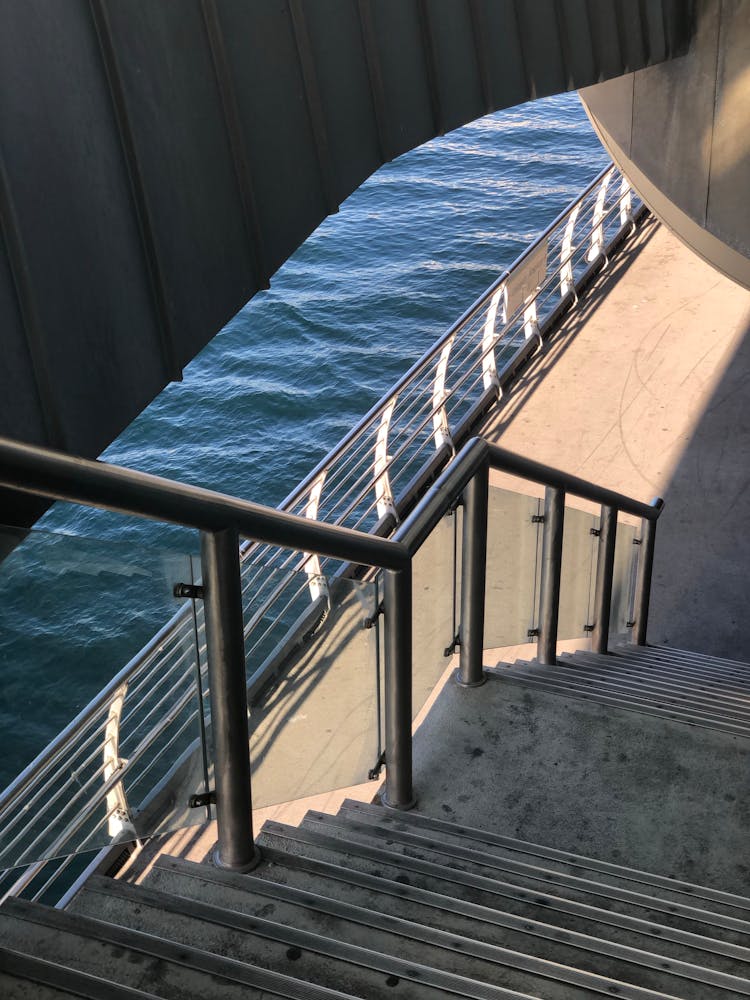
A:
[{"left": 0, "top": 163, "right": 647, "bottom": 903}]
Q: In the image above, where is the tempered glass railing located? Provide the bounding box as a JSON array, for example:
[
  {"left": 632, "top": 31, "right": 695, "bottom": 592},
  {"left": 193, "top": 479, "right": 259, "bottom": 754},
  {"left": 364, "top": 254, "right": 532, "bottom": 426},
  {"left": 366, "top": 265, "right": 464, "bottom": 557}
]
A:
[
  {"left": 247, "top": 571, "right": 379, "bottom": 808},
  {"left": 0, "top": 525, "right": 210, "bottom": 880}
]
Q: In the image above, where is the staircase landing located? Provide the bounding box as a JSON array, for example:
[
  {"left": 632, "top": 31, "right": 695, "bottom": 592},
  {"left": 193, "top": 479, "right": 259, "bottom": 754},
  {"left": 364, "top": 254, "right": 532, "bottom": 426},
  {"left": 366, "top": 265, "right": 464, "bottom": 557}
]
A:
[{"left": 411, "top": 644, "right": 750, "bottom": 893}]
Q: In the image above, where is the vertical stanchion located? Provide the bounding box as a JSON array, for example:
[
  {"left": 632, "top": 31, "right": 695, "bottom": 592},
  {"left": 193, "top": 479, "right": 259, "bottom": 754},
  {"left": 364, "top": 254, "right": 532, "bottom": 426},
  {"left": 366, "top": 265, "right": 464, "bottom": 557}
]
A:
[
  {"left": 201, "top": 526, "right": 260, "bottom": 870},
  {"left": 537, "top": 487, "right": 565, "bottom": 665},
  {"left": 458, "top": 462, "right": 489, "bottom": 686},
  {"left": 592, "top": 504, "right": 617, "bottom": 654},
  {"left": 383, "top": 564, "right": 416, "bottom": 810},
  {"left": 633, "top": 499, "right": 663, "bottom": 646}
]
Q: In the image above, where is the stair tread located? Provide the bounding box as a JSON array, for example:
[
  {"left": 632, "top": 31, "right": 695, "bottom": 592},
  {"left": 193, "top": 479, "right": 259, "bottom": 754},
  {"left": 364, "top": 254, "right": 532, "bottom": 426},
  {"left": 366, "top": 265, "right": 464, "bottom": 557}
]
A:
[
  {"left": 259, "top": 819, "right": 750, "bottom": 956},
  {"left": 0, "top": 946, "right": 161, "bottom": 999},
  {"left": 142, "top": 854, "right": 741, "bottom": 1000},
  {"left": 74, "top": 874, "right": 554, "bottom": 1000},
  {"left": 336, "top": 798, "right": 750, "bottom": 914},
  {"left": 297, "top": 811, "right": 750, "bottom": 937},
  {"left": 0, "top": 895, "right": 361, "bottom": 1000},
  {"left": 492, "top": 669, "right": 750, "bottom": 738}
]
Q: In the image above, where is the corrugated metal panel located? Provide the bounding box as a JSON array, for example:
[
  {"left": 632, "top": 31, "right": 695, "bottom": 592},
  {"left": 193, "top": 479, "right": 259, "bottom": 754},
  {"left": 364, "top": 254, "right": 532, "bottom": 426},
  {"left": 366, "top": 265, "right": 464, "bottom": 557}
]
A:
[{"left": 0, "top": 0, "right": 692, "bottom": 526}]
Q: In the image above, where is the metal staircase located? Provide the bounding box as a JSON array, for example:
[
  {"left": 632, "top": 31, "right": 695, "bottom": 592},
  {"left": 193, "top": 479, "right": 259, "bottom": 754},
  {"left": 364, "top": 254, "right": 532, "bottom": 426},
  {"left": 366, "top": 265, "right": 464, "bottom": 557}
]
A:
[
  {"left": 500, "top": 645, "right": 750, "bottom": 739},
  {"left": 2, "top": 779, "right": 750, "bottom": 998}
]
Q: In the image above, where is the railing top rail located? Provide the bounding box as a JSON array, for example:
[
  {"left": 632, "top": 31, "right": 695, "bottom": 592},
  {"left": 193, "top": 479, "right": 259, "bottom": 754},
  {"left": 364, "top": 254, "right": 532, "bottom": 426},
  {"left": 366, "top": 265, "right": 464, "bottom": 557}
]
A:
[
  {"left": 0, "top": 437, "right": 408, "bottom": 572},
  {"left": 485, "top": 443, "right": 664, "bottom": 521},
  {"left": 394, "top": 438, "right": 662, "bottom": 556}
]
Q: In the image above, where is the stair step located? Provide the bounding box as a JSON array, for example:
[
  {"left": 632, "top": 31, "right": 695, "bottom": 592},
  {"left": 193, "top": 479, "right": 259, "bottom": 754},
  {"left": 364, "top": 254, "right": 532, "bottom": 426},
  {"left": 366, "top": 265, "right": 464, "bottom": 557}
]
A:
[
  {"left": 557, "top": 653, "right": 750, "bottom": 709},
  {"left": 506, "top": 659, "right": 750, "bottom": 727},
  {"left": 297, "top": 810, "right": 750, "bottom": 941},
  {"left": 494, "top": 668, "right": 750, "bottom": 738},
  {"left": 337, "top": 798, "right": 750, "bottom": 918},
  {"left": 258, "top": 819, "right": 750, "bottom": 962},
  {"left": 0, "top": 946, "right": 160, "bottom": 999},
  {"left": 247, "top": 839, "right": 750, "bottom": 996},
  {"left": 0, "top": 895, "right": 358, "bottom": 1000},
  {"left": 145, "top": 854, "right": 710, "bottom": 1000},
  {"left": 73, "top": 873, "right": 550, "bottom": 1000},
  {"left": 630, "top": 646, "right": 750, "bottom": 675},
  {"left": 606, "top": 648, "right": 750, "bottom": 684}
]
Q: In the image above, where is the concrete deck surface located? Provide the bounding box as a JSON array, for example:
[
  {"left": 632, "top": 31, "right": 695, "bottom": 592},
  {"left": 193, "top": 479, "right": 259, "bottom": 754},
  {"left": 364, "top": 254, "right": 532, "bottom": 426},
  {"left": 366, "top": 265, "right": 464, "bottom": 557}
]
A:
[
  {"left": 410, "top": 668, "right": 750, "bottom": 892},
  {"left": 482, "top": 216, "right": 750, "bottom": 661}
]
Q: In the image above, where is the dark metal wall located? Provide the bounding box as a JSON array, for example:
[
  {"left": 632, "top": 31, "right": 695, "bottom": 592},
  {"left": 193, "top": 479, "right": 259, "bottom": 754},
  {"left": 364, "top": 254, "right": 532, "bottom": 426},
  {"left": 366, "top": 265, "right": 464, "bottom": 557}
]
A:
[
  {"left": 581, "top": 0, "right": 750, "bottom": 290},
  {"left": 0, "top": 1, "right": 690, "bottom": 525}
]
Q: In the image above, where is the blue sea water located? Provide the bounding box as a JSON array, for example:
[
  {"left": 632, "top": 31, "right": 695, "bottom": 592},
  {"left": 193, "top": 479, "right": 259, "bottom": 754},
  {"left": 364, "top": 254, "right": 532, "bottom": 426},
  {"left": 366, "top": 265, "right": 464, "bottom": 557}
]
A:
[{"left": 0, "top": 93, "right": 607, "bottom": 790}]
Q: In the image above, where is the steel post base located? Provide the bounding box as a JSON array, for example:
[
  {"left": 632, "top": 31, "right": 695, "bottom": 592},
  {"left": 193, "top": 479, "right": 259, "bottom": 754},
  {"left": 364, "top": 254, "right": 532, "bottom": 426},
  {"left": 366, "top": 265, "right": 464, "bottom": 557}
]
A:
[
  {"left": 212, "top": 844, "right": 263, "bottom": 873},
  {"left": 454, "top": 668, "right": 487, "bottom": 688},
  {"left": 380, "top": 791, "right": 418, "bottom": 812}
]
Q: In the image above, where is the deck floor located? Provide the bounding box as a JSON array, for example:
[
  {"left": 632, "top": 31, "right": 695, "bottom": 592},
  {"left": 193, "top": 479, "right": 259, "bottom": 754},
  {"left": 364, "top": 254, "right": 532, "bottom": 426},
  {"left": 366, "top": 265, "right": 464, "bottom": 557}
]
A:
[{"left": 481, "top": 216, "right": 750, "bottom": 661}]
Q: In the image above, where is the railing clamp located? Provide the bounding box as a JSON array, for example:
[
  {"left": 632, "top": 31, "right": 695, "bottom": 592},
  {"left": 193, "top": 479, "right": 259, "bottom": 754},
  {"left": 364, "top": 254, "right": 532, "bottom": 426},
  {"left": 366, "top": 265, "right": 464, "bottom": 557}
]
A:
[
  {"left": 633, "top": 538, "right": 642, "bottom": 546},
  {"left": 583, "top": 623, "right": 595, "bottom": 633},
  {"left": 625, "top": 620, "right": 636, "bottom": 629},
  {"left": 363, "top": 601, "right": 385, "bottom": 629},
  {"left": 589, "top": 527, "right": 600, "bottom": 537},
  {"left": 527, "top": 627, "right": 540, "bottom": 638},
  {"left": 189, "top": 789, "right": 216, "bottom": 808},
  {"left": 368, "top": 751, "right": 386, "bottom": 781},
  {"left": 531, "top": 514, "right": 545, "bottom": 524},
  {"left": 444, "top": 631, "right": 461, "bottom": 657},
  {"left": 174, "top": 582, "right": 205, "bottom": 600}
]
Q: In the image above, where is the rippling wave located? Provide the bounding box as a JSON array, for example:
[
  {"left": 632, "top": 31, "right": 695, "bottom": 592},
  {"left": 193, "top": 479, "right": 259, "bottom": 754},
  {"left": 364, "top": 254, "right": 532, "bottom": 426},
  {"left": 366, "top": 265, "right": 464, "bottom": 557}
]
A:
[{"left": 1, "top": 93, "right": 607, "bottom": 787}]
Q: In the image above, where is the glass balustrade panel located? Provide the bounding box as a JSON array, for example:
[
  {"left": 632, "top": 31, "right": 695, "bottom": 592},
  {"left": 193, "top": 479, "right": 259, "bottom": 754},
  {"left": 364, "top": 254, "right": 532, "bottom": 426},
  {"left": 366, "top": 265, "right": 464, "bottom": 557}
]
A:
[
  {"left": 610, "top": 518, "right": 639, "bottom": 639},
  {"left": 410, "top": 513, "right": 460, "bottom": 722},
  {"left": 557, "top": 504, "right": 599, "bottom": 642},
  {"left": 245, "top": 561, "right": 380, "bottom": 809},
  {"left": 0, "top": 525, "right": 209, "bottom": 870},
  {"left": 484, "top": 486, "right": 543, "bottom": 649}
]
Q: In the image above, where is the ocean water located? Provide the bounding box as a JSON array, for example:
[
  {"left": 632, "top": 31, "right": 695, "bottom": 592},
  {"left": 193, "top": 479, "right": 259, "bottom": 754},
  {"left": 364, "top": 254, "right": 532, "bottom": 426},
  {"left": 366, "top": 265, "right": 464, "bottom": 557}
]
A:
[{"left": 0, "top": 93, "right": 607, "bottom": 790}]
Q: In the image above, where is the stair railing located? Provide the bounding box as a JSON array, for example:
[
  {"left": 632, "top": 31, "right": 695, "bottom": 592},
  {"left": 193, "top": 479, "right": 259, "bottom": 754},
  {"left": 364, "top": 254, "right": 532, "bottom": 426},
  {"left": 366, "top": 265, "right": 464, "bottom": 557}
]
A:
[{"left": 0, "top": 432, "right": 662, "bottom": 871}]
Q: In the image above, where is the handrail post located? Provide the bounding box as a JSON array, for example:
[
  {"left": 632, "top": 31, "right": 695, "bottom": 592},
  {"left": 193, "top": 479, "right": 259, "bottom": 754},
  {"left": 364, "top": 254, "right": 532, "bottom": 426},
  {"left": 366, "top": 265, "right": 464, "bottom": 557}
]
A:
[
  {"left": 201, "top": 526, "right": 261, "bottom": 870},
  {"left": 591, "top": 504, "right": 617, "bottom": 654},
  {"left": 458, "top": 462, "right": 489, "bottom": 687},
  {"left": 382, "top": 564, "right": 416, "bottom": 810},
  {"left": 633, "top": 499, "right": 663, "bottom": 645},
  {"left": 537, "top": 487, "right": 565, "bottom": 665}
]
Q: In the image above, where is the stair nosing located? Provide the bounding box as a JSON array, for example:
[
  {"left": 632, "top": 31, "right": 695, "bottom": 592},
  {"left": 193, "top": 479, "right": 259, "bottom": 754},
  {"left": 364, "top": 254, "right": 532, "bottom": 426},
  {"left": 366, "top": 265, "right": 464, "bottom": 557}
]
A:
[
  {"left": 301, "top": 812, "right": 750, "bottom": 935},
  {"left": 0, "top": 895, "right": 360, "bottom": 1000},
  {"left": 561, "top": 651, "right": 750, "bottom": 698},
  {"left": 148, "top": 855, "right": 713, "bottom": 1000},
  {"left": 338, "top": 798, "right": 750, "bottom": 914},
  {"left": 503, "top": 662, "right": 750, "bottom": 724},
  {"left": 207, "top": 844, "right": 750, "bottom": 990},
  {"left": 551, "top": 656, "right": 750, "bottom": 711},
  {"left": 79, "top": 875, "right": 551, "bottom": 1000},
  {"left": 0, "top": 944, "right": 161, "bottom": 1000},
  {"left": 491, "top": 670, "right": 750, "bottom": 739},
  {"left": 261, "top": 820, "right": 750, "bottom": 962}
]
